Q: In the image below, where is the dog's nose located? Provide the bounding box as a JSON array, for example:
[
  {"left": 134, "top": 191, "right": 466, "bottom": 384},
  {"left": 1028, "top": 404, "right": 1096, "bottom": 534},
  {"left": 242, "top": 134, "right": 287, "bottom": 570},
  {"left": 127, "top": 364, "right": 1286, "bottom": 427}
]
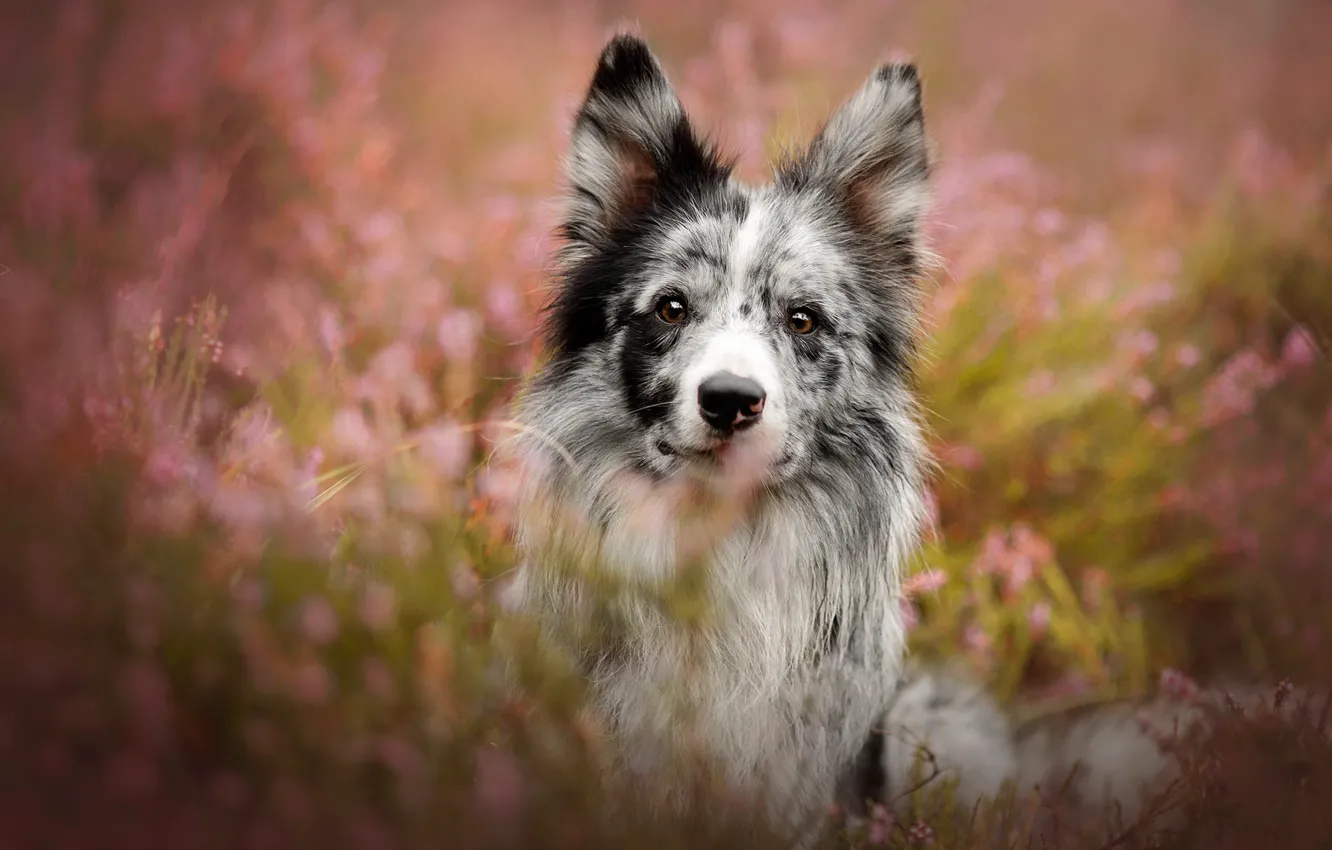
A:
[{"left": 698, "top": 372, "right": 766, "bottom": 433}]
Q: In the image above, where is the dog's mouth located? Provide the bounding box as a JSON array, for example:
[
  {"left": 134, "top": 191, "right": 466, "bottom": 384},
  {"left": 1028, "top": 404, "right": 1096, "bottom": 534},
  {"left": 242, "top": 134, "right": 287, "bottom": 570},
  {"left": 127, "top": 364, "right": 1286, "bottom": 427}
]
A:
[
  {"left": 655, "top": 439, "right": 718, "bottom": 461},
  {"left": 655, "top": 439, "right": 794, "bottom": 469}
]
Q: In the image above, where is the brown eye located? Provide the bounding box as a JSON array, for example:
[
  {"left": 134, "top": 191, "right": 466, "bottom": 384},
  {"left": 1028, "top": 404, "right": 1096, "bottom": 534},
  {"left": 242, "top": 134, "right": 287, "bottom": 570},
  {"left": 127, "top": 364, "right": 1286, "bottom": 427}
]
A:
[
  {"left": 787, "top": 308, "right": 818, "bottom": 335},
  {"left": 656, "top": 296, "right": 688, "bottom": 324}
]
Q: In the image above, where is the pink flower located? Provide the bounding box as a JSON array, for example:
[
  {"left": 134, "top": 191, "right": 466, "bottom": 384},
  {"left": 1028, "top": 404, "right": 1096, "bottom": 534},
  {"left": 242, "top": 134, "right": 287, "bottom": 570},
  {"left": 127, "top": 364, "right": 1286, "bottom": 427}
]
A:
[
  {"left": 359, "top": 584, "right": 397, "bottom": 631},
  {"left": 436, "top": 309, "right": 481, "bottom": 363},
  {"left": 1282, "top": 327, "right": 1318, "bottom": 368},
  {"left": 363, "top": 659, "right": 396, "bottom": 701},
  {"left": 945, "top": 444, "right": 984, "bottom": 471},
  {"left": 900, "top": 599, "right": 920, "bottom": 632},
  {"left": 1128, "top": 376, "right": 1155, "bottom": 402},
  {"left": 299, "top": 597, "right": 339, "bottom": 646},
  {"left": 331, "top": 406, "right": 376, "bottom": 457},
  {"left": 903, "top": 569, "right": 948, "bottom": 597},
  {"left": 1025, "top": 369, "right": 1057, "bottom": 396},
  {"left": 1032, "top": 208, "right": 1065, "bottom": 235},
  {"left": 417, "top": 420, "right": 471, "bottom": 479},
  {"left": 474, "top": 746, "right": 526, "bottom": 821},
  {"left": 1027, "top": 601, "right": 1051, "bottom": 637},
  {"left": 906, "top": 820, "right": 935, "bottom": 845},
  {"left": 290, "top": 660, "right": 332, "bottom": 705},
  {"left": 963, "top": 624, "right": 991, "bottom": 653},
  {"left": 1160, "top": 668, "right": 1202, "bottom": 704},
  {"left": 1176, "top": 344, "right": 1202, "bottom": 368},
  {"left": 867, "top": 819, "right": 888, "bottom": 845},
  {"left": 486, "top": 280, "right": 525, "bottom": 337}
]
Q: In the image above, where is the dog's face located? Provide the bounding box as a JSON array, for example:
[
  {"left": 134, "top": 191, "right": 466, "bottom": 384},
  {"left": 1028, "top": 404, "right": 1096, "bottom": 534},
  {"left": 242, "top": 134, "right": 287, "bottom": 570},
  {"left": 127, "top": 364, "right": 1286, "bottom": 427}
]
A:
[{"left": 541, "top": 35, "right": 931, "bottom": 487}]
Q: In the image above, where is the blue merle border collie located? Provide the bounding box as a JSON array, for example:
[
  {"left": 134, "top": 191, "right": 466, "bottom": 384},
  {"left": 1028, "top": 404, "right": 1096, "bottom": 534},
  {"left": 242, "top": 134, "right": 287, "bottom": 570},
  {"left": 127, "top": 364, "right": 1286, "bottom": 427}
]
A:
[{"left": 498, "top": 31, "right": 1315, "bottom": 846}]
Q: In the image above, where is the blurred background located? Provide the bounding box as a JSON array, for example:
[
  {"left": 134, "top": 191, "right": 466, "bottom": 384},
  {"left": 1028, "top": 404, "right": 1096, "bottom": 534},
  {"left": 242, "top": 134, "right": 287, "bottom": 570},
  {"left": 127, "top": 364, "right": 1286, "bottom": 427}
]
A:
[{"left": 1, "top": 0, "right": 1329, "bottom": 847}]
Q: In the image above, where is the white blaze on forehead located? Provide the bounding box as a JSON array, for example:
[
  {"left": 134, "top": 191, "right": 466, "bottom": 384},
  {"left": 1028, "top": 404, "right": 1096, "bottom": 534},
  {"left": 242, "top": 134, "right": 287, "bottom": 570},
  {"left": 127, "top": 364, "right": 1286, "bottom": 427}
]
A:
[
  {"left": 680, "top": 197, "right": 782, "bottom": 414},
  {"left": 705, "top": 197, "right": 775, "bottom": 388},
  {"left": 728, "top": 193, "right": 768, "bottom": 290}
]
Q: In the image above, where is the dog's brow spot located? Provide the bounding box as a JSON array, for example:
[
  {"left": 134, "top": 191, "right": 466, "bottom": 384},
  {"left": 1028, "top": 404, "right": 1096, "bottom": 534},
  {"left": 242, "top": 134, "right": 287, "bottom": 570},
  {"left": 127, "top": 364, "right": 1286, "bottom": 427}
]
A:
[{"left": 739, "top": 302, "right": 753, "bottom": 318}]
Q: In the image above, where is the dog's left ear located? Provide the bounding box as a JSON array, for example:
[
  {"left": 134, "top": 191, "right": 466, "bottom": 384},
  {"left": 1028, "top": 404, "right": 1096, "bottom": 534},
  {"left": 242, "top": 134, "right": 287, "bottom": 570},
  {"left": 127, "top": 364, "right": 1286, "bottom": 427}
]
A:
[
  {"left": 559, "top": 34, "right": 730, "bottom": 260},
  {"left": 784, "top": 63, "right": 931, "bottom": 244}
]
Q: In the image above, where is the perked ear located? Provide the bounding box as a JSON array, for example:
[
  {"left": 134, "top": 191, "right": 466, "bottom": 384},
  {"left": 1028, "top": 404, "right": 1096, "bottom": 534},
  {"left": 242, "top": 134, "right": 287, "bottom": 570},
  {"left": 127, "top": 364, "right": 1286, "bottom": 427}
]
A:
[
  {"left": 559, "top": 34, "right": 730, "bottom": 259},
  {"left": 786, "top": 63, "right": 931, "bottom": 243}
]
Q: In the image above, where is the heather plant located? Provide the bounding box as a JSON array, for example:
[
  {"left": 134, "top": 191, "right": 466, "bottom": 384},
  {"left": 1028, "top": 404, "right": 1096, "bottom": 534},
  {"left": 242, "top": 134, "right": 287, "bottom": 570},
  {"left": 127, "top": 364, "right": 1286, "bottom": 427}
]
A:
[{"left": 2, "top": 0, "right": 1331, "bottom": 848}]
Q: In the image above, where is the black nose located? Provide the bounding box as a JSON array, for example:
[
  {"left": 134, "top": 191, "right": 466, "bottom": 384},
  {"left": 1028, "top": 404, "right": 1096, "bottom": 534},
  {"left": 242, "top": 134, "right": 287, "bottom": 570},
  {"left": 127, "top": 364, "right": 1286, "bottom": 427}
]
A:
[{"left": 697, "top": 372, "right": 766, "bottom": 433}]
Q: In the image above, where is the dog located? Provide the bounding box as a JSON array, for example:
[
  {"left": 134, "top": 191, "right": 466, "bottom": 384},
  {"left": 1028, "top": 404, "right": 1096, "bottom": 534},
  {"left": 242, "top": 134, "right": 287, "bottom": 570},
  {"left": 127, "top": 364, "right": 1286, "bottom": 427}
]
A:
[
  {"left": 500, "top": 31, "right": 932, "bottom": 838},
  {"left": 496, "top": 31, "right": 1320, "bottom": 846}
]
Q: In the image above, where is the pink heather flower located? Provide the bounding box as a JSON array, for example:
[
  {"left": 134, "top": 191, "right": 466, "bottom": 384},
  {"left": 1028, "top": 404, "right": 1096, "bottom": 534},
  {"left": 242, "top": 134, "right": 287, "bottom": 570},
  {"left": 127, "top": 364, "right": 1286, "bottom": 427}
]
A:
[
  {"left": 1128, "top": 376, "right": 1155, "bottom": 402},
  {"left": 946, "top": 444, "right": 983, "bottom": 471},
  {"left": 963, "top": 624, "right": 991, "bottom": 653},
  {"left": 436, "top": 309, "right": 481, "bottom": 363},
  {"left": 904, "top": 568, "right": 948, "bottom": 597},
  {"left": 1043, "top": 673, "right": 1091, "bottom": 701},
  {"left": 867, "top": 819, "right": 888, "bottom": 845},
  {"left": 1160, "top": 668, "right": 1202, "bottom": 704},
  {"left": 1025, "top": 369, "right": 1057, "bottom": 396},
  {"left": 972, "top": 528, "right": 1009, "bottom": 575},
  {"left": 474, "top": 746, "right": 526, "bottom": 821},
  {"left": 1200, "top": 349, "right": 1279, "bottom": 425},
  {"left": 417, "top": 421, "right": 470, "bottom": 479},
  {"left": 356, "top": 210, "right": 400, "bottom": 246},
  {"left": 363, "top": 659, "right": 396, "bottom": 701},
  {"left": 1003, "top": 555, "right": 1034, "bottom": 595},
  {"left": 1027, "top": 601, "right": 1051, "bottom": 637},
  {"left": 1282, "top": 327, "right": 1318, "bottom": 367},
  {"left": 143, "top": 443, "right": 186, "bottom": 485},
  {"left": 359, "top": 584, "right": 397, "bottom": 631},
  {"left": 290, "top": 660, "right": 332, "bottom": 705},
  {"left": 900, "top": 599, "right": 920, "bottom": 632},
  {"left": 1130, "top": 330, "right": 1159, "bottom": 356},
  {"left": 1011, "top": 524, "right": 1055, "bottom": 564},
  {"left": 331, "top": 406, "right": 376, "bottom": 457},
  {"left": 485, "top": 280, "right": 525, "bottom": 337},
  {"left": 452, "top": 562, "right": 481, "bottom": 600},
  {"left": 906, "top": 820, "right": 935, "bottom": 845},
  {"left": 231, "top": 578, "right": 267, "bottom": 614},
  {"left": 377, "top": 734, "right": 426, "bottom": 785},
  {"left": 1176, "top": 344, "right": 1202, "bottom": 368},
  {"left": 298, "top": 597, "right": 339, "bottom": 646},
  {"left": 1032, "top": 208, "right": 1065, "bottom": 235}
]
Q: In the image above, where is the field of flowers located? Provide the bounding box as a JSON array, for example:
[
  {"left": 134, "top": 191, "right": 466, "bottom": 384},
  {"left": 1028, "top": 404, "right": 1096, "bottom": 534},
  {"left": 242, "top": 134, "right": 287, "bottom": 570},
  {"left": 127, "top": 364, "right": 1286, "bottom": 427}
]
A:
[{"left": 2, "top": 0, "right": 1330, "bottom": 847}]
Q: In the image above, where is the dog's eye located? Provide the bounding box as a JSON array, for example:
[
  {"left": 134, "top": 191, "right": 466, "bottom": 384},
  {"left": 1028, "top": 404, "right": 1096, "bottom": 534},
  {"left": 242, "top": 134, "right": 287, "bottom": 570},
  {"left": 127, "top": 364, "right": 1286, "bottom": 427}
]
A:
[
  {"left": 656, "top": 296, "right": 689, "bottom": 324},
  {"left": 787, "top": 308, "right": 819, "bottom": 335}
]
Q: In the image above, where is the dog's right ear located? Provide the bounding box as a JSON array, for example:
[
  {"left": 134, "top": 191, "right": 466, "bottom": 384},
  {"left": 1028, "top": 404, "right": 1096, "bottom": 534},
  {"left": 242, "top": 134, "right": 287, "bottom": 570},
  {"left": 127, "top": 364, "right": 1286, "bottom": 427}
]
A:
[{"left": 559, "top": 34, "right": 729, "bottom": 258}]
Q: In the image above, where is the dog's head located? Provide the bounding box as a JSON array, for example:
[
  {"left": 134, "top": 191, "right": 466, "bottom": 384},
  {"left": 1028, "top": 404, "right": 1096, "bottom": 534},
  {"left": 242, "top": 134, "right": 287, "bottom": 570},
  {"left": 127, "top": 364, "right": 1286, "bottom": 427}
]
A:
[{"left": 539, "top": 34, "right": 931, "bottom": 487}]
